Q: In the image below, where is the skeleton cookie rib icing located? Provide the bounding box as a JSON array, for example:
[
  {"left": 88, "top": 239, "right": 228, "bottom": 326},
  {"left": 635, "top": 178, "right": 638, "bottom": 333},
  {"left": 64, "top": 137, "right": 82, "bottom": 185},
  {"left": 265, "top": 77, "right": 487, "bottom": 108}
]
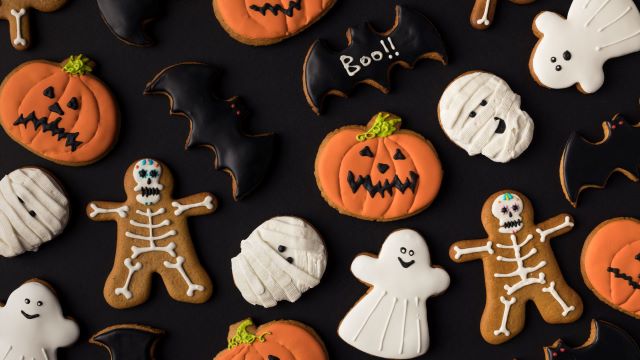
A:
[
  {"left": 530, "top": 0, "right": 640, "bottom": 93},
  {"left": 87, "top": 158, "right": 217, "bottom": 309},
  {"left": 449, "top": 190, "right": 582, "bottom": 344},
  {"left": 469, "top": 0, "right": 536, "bottom": 30}
]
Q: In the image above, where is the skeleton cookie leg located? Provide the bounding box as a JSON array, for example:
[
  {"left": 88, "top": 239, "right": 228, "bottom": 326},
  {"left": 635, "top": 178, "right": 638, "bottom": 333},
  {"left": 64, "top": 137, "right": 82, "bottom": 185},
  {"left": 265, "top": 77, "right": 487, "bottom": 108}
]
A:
[
  {"left": 103, "top": 256, "right": 153, "bottom": 309},
  {"left": 536, "top": 280, "right": 583, "bottom": 323},
  {"left": 480, "top": 292, "right": 526, "bottom": 344},
  {"left": 114, "top": 258, "right": 141, "bottom": 299},
  {"left": 161, "top": 255, "right": 212, "bottom": 303},
  {"left": 471, "top": 0, "right": 497, "bottom": 29}
]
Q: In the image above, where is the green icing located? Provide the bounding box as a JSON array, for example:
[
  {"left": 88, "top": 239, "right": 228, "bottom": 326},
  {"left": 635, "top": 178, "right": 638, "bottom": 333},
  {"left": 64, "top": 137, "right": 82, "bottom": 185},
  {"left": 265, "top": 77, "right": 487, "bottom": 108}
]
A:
[
  {"left": 356, "top": 112, "right": 401, "bottom": 141},
  {"left": 227, "top": 319, "right": 271, "bottom": 349},
  {"left": 62, "top": 55, "right": 93, "bottom": 76}
]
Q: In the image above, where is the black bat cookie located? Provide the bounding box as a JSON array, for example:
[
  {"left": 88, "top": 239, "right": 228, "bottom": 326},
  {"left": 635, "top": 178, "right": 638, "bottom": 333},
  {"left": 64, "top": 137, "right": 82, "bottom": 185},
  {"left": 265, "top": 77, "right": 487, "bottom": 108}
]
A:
[
  {"left": 302, "top": 5, "right": 447, "bottom": 115},
  {"left": 544, "top": 319, "right": 640, "bottom": 360},
  {"left": 91, "top": 324, "right": 164, "bottom": 360},
  {"left": 560, "top": 114, "right": 640, "bottom": 207},
  {"left": 144, "top": 62, "right": 275, "bottom": 200},
  {"left": 97, "top": 0, "right": 162, "bottom": 46}
]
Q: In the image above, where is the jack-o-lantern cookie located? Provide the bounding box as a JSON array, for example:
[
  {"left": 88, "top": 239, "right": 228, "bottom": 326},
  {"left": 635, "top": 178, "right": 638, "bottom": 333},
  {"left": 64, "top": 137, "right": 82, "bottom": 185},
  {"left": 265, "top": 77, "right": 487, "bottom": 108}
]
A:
[
  {"left": 0, "top": 55, "right": 119, "bottom": 166},
  {"left": 213, "top": 318, "right": 328, "bottom": 360},
  {"left": 0, "top": 0, "right": 67, "bottom": 50},
  {"left": 315, "top": 112, "right": 442, "bottom": 222},
  {"left": 212, "top": 0, "right": 336, "bottom": 46},
  {"left": 582, "top": 218, "right": 640, "bottom": 319}
]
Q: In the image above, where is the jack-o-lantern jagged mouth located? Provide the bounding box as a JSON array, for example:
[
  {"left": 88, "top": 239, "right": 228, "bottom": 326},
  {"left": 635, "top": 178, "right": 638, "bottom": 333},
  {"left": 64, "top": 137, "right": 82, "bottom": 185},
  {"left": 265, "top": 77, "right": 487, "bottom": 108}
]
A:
[
  {"left": 347, "top": 171, "right": 418, "bottom": 198},
  {"left": 607, "top": 267, "right": 640, "bottom": 290},
  {"left": 249, "top": 0, "right": 302, "bottom": 17},
  {"left": 13, "top": 111, "right": 82, "bottom": 151}
]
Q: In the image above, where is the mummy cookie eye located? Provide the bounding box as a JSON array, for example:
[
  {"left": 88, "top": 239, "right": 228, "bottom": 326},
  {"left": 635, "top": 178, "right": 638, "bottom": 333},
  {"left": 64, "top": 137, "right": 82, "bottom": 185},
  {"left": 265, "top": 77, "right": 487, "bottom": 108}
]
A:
[
  {"left": 393, "top": 149, "right": 406, "bottom": 160},
  {"left": 400, "top": 247, "right": 407, "bottom": 254},
  {"left": 24, "top": 298, "right": 30, "bottom": 304},
  {"left": 469, "top": 111, "right": 477, "bottom": 118},
  {"left": 359, "top": 146, "right": 374, "bottom": 157},
  {"left": 480, "top": 99, "right": 487, "bottom": 106},
  {"left": 17, "top": 197, "right": 24, "bottom": 204},
  {"left": 286, "top": 257, "right": 293, "bottom": 264},
  {"left": 563, "top": 51, "right": 572, "bottom": 61},
  {"left": 409, "top": 250, "right": 415, "bottom": 256},
  {"left": 551, "top": 56, "right": 557, "bottom": 63},
  {"left": 278, "top": 245, "right": 286, "bottom": 252},
  {"left": 555, "top": 65, "right": 562, "bottom": 71},
  {"left": 36, "top": 301, "right": 43, "bottom": 306}
]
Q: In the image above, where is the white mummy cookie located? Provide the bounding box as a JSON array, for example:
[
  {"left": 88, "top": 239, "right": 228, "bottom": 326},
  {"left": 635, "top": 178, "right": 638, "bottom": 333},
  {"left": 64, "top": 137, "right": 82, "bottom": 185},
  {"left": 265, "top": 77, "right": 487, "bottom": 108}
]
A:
[
  {"left": 231, "top": 216, "right": 327, "bottom": 308},
  {"left": 0, "top": 280, "right": 79, "bottom": 360},
  {"left": 438, "top": 71, "right": 534, "bottom": 163},
  {"left": 530, "top": 0, "right": 640, "bottom": 93},
  {"left": 0, "top": 167, "right": 69, "bottom": 257},
  {"left": 338, "top": 229, "right": 449, "bottom": 359}
]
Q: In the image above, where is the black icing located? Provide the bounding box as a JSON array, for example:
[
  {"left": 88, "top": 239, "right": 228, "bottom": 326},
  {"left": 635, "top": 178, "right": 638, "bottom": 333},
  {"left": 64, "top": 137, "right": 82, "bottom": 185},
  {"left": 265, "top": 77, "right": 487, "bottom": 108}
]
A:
[
  {"left": 377, "top": 163, "right": 389, "bottom": 174},
  {"left": 393, "top": 149, "right": 405, "bottom": 160},
  {"left": 250, "top": 0, "right": 301, "bottom": 17},
  {"left": 563, "top": 50, "right": 572, "bottom": 61},
  {"left": 268, "top": 356, "right": 280, "bottom": 360},
  {"left": 97, "top": 0, "right": 163, "bottom": 46},
  {"left": 286, "top": 257, "right": 293, "bottom": 263},
  {"left": 67, "top": 97, "right": 79, "bottom": 110},
  {"left": 303, "top": 5, "right": 447, "bottom": 114},
  {"left": 607, "top": 267, "right": 640, "bottom": 289},
  {"left": 91, "top": 325, "right": 163, "bottom": 360},
  {"left": 144, "top": 63, "right": 275, "bottom": 200},
  {"left": 561, "top": 115, "right": 640, "bottom": 206},
  {"left": 43, "top": 86, "right": 54, "bottom": 99},
  {"left": 398, "top": 257, "right": 415, "bottom": 268},
  {"left": 21, "top": 310, "right": 39, "bottom": 319},
  {"left": 494, "top": 117, "right": 506, "bottom": 134},
  {"left": 48, "top": 102, "right": 65, "bottom": 116},
  {"left": 347, "top": 170, "right": 418, "bottom": 198},
  {"left": 13, "top": 112, "right": 82, "bottom": 151},
  {"left": 359, "top": 146, "right": 374, "bottom": 157},
  {"left": 544, "top": 320, "right": 640, "bottom": 359},
  {"left": 278, "top": 245, "right": 286, "bottom": 252}
]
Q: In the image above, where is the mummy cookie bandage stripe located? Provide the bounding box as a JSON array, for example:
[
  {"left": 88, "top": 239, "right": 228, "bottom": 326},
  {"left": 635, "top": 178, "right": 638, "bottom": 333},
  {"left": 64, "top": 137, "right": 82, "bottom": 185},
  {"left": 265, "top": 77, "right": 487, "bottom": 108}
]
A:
[
  {"left": 231, "top": 216, "right": 327, "bottom": 308},
  {"left": 0, "top": 167, "right": 68, "bottom": 257},
  {"left": 438, "top": 71, "right": 534, "bottom": 163}
]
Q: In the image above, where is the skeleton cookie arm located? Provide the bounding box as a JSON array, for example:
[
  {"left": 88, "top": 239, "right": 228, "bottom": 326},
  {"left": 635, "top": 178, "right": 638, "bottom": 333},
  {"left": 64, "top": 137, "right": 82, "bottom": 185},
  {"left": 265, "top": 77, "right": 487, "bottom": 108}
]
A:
[
  {"left": 86, "top": 201, "right": 129, "bottom": 221},
  {"left": 171, "top": 192, "right": 217, "bottom": 217},
  {"left": 536, "top": 214, "right": 574, "bottom": 243},
  {"left": 449, "top": 238, "right": 494, "bottom": 263}
]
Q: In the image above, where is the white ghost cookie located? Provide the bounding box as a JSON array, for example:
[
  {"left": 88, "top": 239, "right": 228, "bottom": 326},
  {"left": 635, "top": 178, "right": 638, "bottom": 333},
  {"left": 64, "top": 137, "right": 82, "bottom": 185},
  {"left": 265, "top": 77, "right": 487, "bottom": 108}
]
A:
[
  {"left": 338, "top": 229, "right": 449, "bottom": 359},
  {"left": 231, "top": 216, "right": 327, "bottom": 308},
  {"left": 0, "top": 167, "right": 69, "bottom": 257},
  {"left": 530, "top": 0, "right": 640, "bottom": 93},
  {"left": 438, "top": 71, "right": 534, "bottom": 163},
  {"left": 0, "top": 280, "right": 79, "bottom": 360}
]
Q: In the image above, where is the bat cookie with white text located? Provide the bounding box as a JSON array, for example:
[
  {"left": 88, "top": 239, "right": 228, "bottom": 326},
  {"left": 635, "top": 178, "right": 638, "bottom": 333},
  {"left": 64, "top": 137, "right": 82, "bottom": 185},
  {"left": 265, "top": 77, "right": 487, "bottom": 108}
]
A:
[
  {"left": 0, "top": 0, "right": 67, "bottom": 50},
  {"left": 450, "top": 190, "right": 582, "bottom": 344},
  {"left": 303, "top": 5, "right": 447, "bottom": 114},
  {"left": 469, "top": 0, "right": 536, "bottom": 30},
  {"left": 145, "top": 62, "right": 275, "bottom": 200},
  {"left": 91, "top": 324, "right": 164, "bottom": 360},
  {"left": 87, "top": 158, "right": 216, "bottom": 309},
  {"left": 0, "top": 279, "right": 79, "bottom": 360}
]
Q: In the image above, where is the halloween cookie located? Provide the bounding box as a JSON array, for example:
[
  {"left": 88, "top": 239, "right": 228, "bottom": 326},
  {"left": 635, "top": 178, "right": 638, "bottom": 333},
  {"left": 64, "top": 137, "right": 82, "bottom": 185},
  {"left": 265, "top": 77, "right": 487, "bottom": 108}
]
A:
[
  {"left": 581, "top": 217, "right": 640, "bottom": 319},
  {"left": 469, "top": 0, "right": 535, "bottom": 30},
  {"left": 0, "top": 55, "right": 119, "bottom": 166},
  {"left": 0, "top": 279, "right": 79, "bottom": 360},
  {"left": 338, "top": 229, "right": 449, "bottom": 359},
  {"left": 303, "top": 5, "right": 447, "bottom": 114},
  {"left": 212, "top": 0, "right": 336, "bottom": 46},
  {"left": 231, "top": 216, "right": 327, "bottom": 308},
  {"left": 214, "top": 318, "right": 328, "bottom": 360},
  {"left": 560, "top": 114, "right": 640, "bottom": 207},
  {"left": 438, "top": 71, "right": 534, "bottom": 163},
  {"left": 449, "top": 190, "right": 582, "bottom": 344},
  {"left": 0, "top": 167, "right": 69, "bottom": 257},
  {"left": 315, "top": 112, "right": 442, "bottom": 222},
  {"left": 543, "top": 319, "right": 640, "bottom": 359},
  {"left": 530, "top": 0, "right": 640, "bottom": 93},
  {"left": 86, "top": 158, "right": 216, "bottom": 309},
  {"left": 0, "top": 0, "right": 67, "bottom": 50},
  {"left": 91, "top": 324, "right": 164, "bottom": 360},
  {"left": 97, "top": 0, "right": 161, "bottom": 46},
  {"left": 145, "top": 62, "right": 275, "bottom": 200}
]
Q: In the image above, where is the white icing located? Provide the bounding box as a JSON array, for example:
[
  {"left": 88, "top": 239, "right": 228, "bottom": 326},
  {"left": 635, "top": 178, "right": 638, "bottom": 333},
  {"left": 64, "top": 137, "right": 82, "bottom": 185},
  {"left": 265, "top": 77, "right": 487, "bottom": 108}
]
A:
[
  {"left": 452, "top": 240, "right": 493, "bottom": 259},
  {"left": 536, "top": 216, "right": 574, "bottom": 242},
  {"left": 171, "top": 195, "right": 214, "bottom": 216},
  {"left": 10, "top": 9, "right": 25, "bottom": 47},
  {"left": 89, "top": 203, "right": 129, "bottom": 218},
  {"left": 542, "top": 281, "right": 576, "bottom": 316},
  {"left": 340, "top": 37, "right": 399, "bottom": 76},
  {"left": 231, "top": 216, "right": 327, "bottom": 308},
  {"left": 438, "top": 72, "right": 534, "bottom": 163},
  {"left": 0, "top": 168, "right": 69, "bottom": 257},
  {"left": 491, "top": 193, "right": 525, "bottom": 233},
  {"left": 0, "top": 282, "right": 79, "bottom": 360},
  {"left": 133, "top": 159, "right": 163, "bottom": 206},
  {"left": 477, "top": 0, "right": 491, "bottom": 26},
  {"left": 494, "top": 296, "right": 516, "bottom": 336},
  {"left": 163, "top": 256, "right": 204, "bottom": 296},
  {"left": 114, "top": 258, "right": 141, "bottom": 299},
  {"left": 494, "top": 234, "right": 547, "bottom": 295},
  {"left": 338, "top": 229, "right": 449, "bottom": 359},
  {"left": 531, "top": 0, "right": 640, "bottom": 93}
]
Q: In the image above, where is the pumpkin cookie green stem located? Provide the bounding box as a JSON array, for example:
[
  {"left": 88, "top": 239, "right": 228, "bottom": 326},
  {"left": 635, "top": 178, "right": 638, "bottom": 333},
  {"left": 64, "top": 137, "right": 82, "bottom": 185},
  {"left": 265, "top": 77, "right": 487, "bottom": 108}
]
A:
[
  {"left": 227, "top": 319, "right": 271, "bottom": 349},
  {"left": 356, "top": 112, "right": 401, "bottom": 141},
  {"left": 62, "top": 55, "right": 94, "bottom": 76}
]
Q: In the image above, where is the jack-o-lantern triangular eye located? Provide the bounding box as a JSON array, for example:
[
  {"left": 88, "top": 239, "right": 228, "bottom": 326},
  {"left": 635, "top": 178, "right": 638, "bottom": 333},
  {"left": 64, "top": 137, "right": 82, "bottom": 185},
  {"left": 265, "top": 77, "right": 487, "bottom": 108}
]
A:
[
  {"left": 268, "top": 356, "right": 280, "bottom": 360},
  {"left": 393, "top": 149, "right": 406, "bottom": 160},
  {"left": 67, "top": 97, "right": 79, "bottom": 110},
  {"left": 43, "top": 87, "right": 54, "bottom": 99},
  {"left": 359, "top": 146, "right": 374, "bottom": 157},
  {"left": 635, "top": 253, "right": 640, "bottom": 262}
]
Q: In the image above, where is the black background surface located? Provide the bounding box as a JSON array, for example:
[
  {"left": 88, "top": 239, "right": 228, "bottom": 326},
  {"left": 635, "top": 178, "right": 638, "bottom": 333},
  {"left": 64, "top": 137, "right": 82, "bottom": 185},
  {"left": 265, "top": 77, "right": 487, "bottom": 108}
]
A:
[{"left": 0, "top": 0, "right": 639, "bottom": 359}]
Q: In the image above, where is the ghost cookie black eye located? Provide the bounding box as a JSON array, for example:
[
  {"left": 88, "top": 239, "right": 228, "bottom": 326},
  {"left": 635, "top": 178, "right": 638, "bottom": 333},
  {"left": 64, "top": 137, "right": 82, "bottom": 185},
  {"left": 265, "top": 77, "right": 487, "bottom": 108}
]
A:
[
  {"left": 24, "top": 298, "right": 30, "bottom": 304},
  {"left": 400, "top": 247, "right": 407, "bottom": 254},
  {"left": 37, "top": 301, "right": 43, "bottom": 306},
  {"left": 555, "top": 65, "right": 562, "bottom": 71},
  {"left": 550, "top": 56, "right": 557, "bottom": 63},
  {"left": 409, "top": 250, "right": 414, "bottom": 256},
  {"left": 563, "top": 50, "right": 572, "bottom": 61},
  {"left": 359, "top": 146, "right": 374, "bottom": 157}
]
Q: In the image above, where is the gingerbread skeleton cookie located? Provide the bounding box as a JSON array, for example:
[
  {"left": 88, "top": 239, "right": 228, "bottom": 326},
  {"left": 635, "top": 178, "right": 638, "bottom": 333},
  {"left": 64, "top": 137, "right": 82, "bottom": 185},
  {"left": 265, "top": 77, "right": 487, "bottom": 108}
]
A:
[
  {"left": 530, "top": 0, "right": 640, "bottom": 93},
  {"left": 87, "top": 158, "right": 216, "bottom": 309},
  {"left": 450, "top": 191, "right": 582, "bottom": 344},
  {"left": 0, "top": 0, "right": 67, "bottom": 50},
  {"left": 469, "top": 0, "right": 535, "bottom": 30}
]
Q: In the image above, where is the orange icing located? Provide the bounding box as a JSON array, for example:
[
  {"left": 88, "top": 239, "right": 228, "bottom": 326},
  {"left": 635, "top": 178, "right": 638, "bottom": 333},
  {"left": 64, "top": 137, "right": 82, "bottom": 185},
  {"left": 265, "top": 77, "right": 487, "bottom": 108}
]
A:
[
  {"left": 582, "top": 218, "right": 640, "bottom": 316},
  {"left": 0, "top": 60, "right": 118, "bottom": 165}
]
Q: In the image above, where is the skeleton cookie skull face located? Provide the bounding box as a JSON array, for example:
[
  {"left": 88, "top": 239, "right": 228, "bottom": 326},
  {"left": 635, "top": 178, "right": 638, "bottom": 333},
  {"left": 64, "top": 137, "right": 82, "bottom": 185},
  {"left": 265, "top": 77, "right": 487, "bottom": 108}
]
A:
[
  {"left": 133, "top": 159, "right": 163, "bottom": 205},
  {"left": 492, "top": 192, "right": 524, "bottom": 233}
]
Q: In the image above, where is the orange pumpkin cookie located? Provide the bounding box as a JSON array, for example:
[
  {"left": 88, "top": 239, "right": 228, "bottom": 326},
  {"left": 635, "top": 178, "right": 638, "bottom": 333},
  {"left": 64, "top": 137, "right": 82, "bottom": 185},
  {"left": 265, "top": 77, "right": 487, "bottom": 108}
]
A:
[
  {"left": 582, "top": 217, "right": 640, "bottom": 319},
  {"left": 315, "top": 112, "right": 442, "bottom": 221},
  {"left": 212, "top": 0, "right": 336, "bottom": 46},
  {"left": 213, "top": 318, "right": 328, "bottom": 360},
  {"left": 0, "top": 55, "right": 119, "bottom": 166}
]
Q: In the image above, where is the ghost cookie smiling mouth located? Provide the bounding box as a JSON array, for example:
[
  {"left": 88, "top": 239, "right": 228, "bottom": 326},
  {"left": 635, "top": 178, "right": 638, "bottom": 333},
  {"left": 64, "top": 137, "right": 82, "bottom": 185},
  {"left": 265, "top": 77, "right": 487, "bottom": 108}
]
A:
[
  {"left": 398, "top": 246, "right": 416, "bottom": 268},
  {"left": 21, "top": 310, "right": 39, "bottom": 319}
]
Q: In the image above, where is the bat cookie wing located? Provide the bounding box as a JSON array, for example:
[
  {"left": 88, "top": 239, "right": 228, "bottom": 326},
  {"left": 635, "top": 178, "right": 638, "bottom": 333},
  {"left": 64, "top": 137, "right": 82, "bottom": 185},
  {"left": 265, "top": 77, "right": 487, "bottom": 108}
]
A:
[
  {"left": 97, "top": 0, "right": 162, "bottom": 46},
  {"left": 91, "top": 324, "right": 164, "bottom": 360},
  {"left": 145, "top": 63, "right": 275, "bottom": 200}
]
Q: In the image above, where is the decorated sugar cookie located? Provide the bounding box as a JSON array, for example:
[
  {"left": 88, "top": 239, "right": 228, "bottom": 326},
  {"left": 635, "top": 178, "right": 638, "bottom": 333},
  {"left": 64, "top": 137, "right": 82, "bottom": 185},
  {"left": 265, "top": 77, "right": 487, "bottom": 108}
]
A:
[
  {"left": 0, "top": 55, "right": 119, "bottom": 166},
  {"left": 0, "top": 280, "right": 79, "bottom": 360},
  {"left": 338, "top": 229, "right": 449, "bottom": 359},
  {"left": 438, "top": 71, "right": 534, "bottom": 163},
  {"left": 87, "top": 158, "right": 216, "bottom": 309},
  {"left": 530, "top": 0, "right": 640, "bottom": 93},
  {"left": 469, "top": 0, "right": 536, "bottom": 30},
  {"left": 214, "top": 318, "right": 328, "bottom": 360},
  {"left": 91, "top": 324, "right": 164, "bottom": 360},
  {"left": 97, "top": 0, "right": 161, "bottom": 46},
  {"left": 212, "top": 0, "right": 336, "bottom": 46},
  {"left": 0, "top": 0, "right": 67, "bottom": 50},
  {"left": 231, "top": 216, "right": 327, "bottom": 308},
  {"left": 450, "top": 190, "right": 582, "bottom": 344},
  {"left": 315, "top": 112, "right": 442, "bottom": 221}
]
